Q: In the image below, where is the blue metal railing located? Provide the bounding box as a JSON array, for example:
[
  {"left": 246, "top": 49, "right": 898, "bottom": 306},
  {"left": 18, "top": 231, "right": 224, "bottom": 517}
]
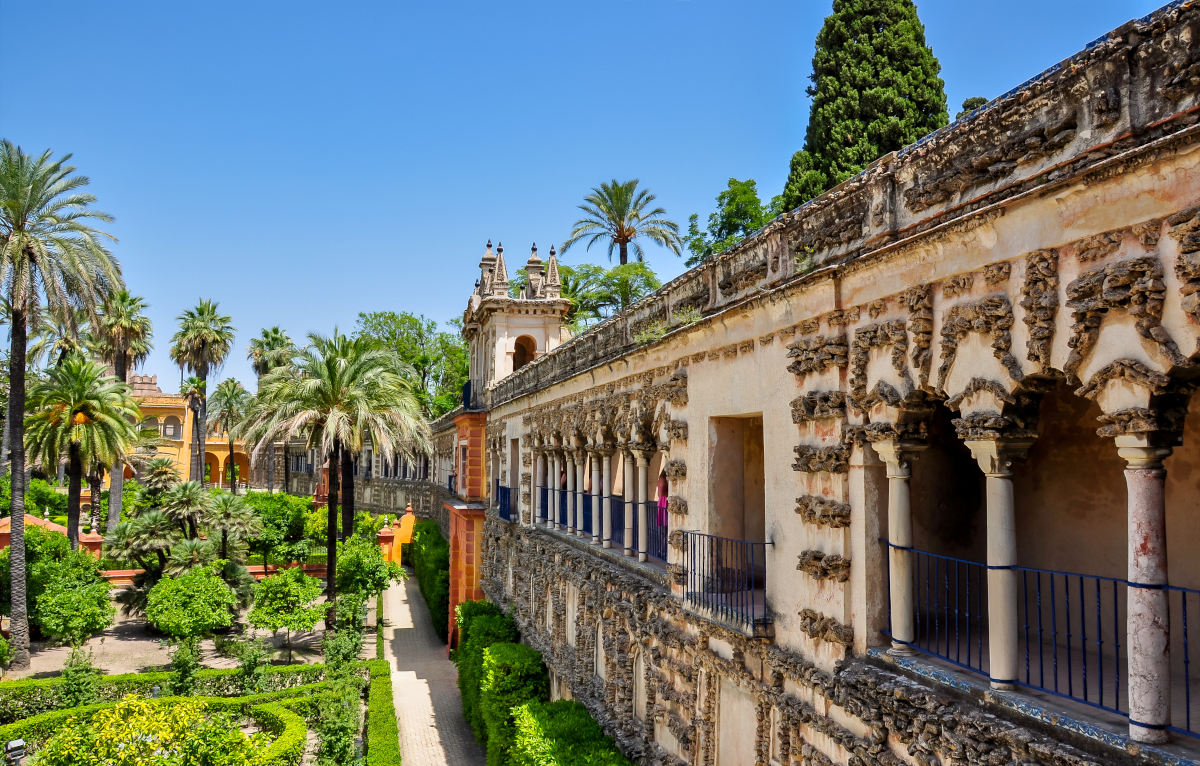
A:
[
  {"left": 581, "top": 493, "right": 593, "bottom": 536},
  {"left": 496, "top": 482, "right": 512, "bottom": 522},
  {"left": 556, "top": 488, "right": 568, "bottom": 529},
  {"left": 537, "top": 485, "right": 548, "bottom": 523},
  {"left": 1168, "top": 584, "right": 1200, "bottom": 739},
  {"left": 447, "top": 474, "right": 456, "bottom": 494},
  {"left": 903, "top": 548, "right": 989, "bottom": 676},
  {"left": 645, "top": 501, "right": 668, "bottom": 562},
  {"left": 609, "top": 496, "right": 625, "bottom": 547},
  {"left": 682, "top": 530, "right": 772, "bottom": 630}
]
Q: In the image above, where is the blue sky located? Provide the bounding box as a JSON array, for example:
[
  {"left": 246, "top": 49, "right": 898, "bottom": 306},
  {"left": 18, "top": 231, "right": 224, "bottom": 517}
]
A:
[{"left": 1, "top": 0, "right": 1165, "bottom": 389}]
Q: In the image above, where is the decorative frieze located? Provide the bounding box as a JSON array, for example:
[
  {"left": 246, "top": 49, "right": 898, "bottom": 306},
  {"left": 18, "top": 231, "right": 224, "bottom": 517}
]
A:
[
  {"left": 666, "top": 496, "right": 688, "bottom": 516},
  {"left": 786, "top": 335, "right": 848, "bottom": 377},
  {"left": 794, "top": 495, "right": 851, "bottom": 529},
  {"left": 797, "top": 608, "right": 853, "bottom": 646},
  {"left": 796, "top": 550, "right": 851, "bottom": 582},
  {"left": 792, "top": 444, "right": 851, "bottom": 474},
  {"left": 941, "top": 273, "right": 974, "bottom": 298},
  {"left": 1169, "top": 206, "right": 1200, "bottom": 322},
  {"left": 901, "top": 285, "right": 934, "bottom": 387},
  {"left": 937, "top": 295, "right": 1022, "bottom": 387},
  {"left": 668, "top": 420, "right": 688, "bottom": 441},
  {"left": 790, "top": 391, "right": 847, "bottom": 422},
  {"left": 664, "top": 460, "right": 687, "bottom": 480},
  {"left": 1019, "top": 249, "right": 1059, "bottom": 371},
  {"left": 849, "top": 320, "right": 910, "bottom": 405}
]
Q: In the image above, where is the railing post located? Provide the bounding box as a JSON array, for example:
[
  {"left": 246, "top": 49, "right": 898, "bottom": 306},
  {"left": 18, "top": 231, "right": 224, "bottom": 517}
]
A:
[
  {"left": 875, "top": 439, "right": 925, "bottom": 656},
  {"left": 1118, "top": 437, "right": 1174, "bottom": 744},
  {"left": 548, "top": 452, "right": 558, "bottom": 529},
  {"left": 575, "top": 454, "right": 587, "bottom": 538},
  {"left": 533, "top": 450, "right": 544, "bottom": 527},
  {"left": 634, "top": 448, "right": 651, "bottom": 562},
  {"left": 622, "top": 448, "right": 635, "bottom": 557},
  {"left": 590, "top": 450, "right": 603, "bottom": 545},
  {"left": 965, "top": 437, "right": 1033, "bottom": 691},
  {"left": 600, "top": 449, "right": 613, "bottom": 548},
  {"left": 565, "top": 452, "right": 576, "bottom": 534}
]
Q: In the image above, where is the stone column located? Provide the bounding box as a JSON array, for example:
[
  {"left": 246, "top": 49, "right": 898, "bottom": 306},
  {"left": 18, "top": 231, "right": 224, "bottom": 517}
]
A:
[
  {"left": 565, "top": 453, "right": 576, "bottom": 534},
  {"left": 551, "top": 451, "right": 562, "bottom": 530},
  {"left": 534, "top": 450, "right": 545, "bottom": 527},
  {"left": 1118, "top": 437, "right": 1173, "bottom": 744},
  {"left": 635, "top": 449, "right": 650, "bottom": 562},
  {"left": 965, "top": 437, "right": 1031, "bottom": 690},
  {"left": 575, "top": 455, "right": 587, "bottom": 537},
  {"left": 623, "top": 449, "right": 635, "bottom": 557},
  {"left": 874, "top": 439, "right": 925, "bottom": 656},
  {"left": 590, "top": 452, "right": 603, "bottom": 545},
  {"left": 601, "top": 450, "right": 613, "bottom": 548}
]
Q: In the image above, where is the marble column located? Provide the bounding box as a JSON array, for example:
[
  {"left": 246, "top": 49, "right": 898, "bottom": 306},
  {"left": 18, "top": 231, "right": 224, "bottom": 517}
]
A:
[
  {"left": 874, "top": 439, "right": 925, "bottom": 656},
  {"left": 1118, "top": 437, "right": 1173, "bottom": 744},
  {"left": 549, "top": 452, "right": 559, "bottom": 529},
  {"left": 590, "top": 452, "right": 603, "bottom": 545},
  {"left": 600, "top": 450, "right": 613, "bottom": 548},
  {"left": 565, "top": 453, "right": 577, "bottom": 534},
  {"left": 534, "top": 450, "right": 545, "bottom": 526},
  {"left": 965, "top": 437, "right": 1031, "bottom": 690},
  {"left": 575, "top": 454, "right": 587, "bottom": 537},
  {"left": 623, "top": 450, "right": 635, "bottom": 557},
  {"left": 635, "top": 450, "right": 650, "bottom": 562}
]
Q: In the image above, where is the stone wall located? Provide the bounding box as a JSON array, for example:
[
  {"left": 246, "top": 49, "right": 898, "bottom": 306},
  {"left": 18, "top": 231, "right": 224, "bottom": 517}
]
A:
[{"left": 287, "top": 474, "right": 453, "bottom": 535}]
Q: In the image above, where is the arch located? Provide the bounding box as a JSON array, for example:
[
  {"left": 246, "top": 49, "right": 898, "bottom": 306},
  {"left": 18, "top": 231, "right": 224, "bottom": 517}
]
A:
[
  {"left": 143, "top": 416, "right": 160, "bottom": 435},
  {"left": 513, "top": 335, "right": 537, "bottom": 372},
  {"left": 222, "top": 453, "right": 251, "bottom": 489},
  {"left": 632, "top": 648, "right": 647, "bottom": 721},
  {"left": 204, "top": 452, "right": 220, "bottom": 485},
  {"left": 162, "top": 416, "right": 182, "bottom": 439},
  {"left": 595, "top": 621, "right": 605, "bottom": 680}
]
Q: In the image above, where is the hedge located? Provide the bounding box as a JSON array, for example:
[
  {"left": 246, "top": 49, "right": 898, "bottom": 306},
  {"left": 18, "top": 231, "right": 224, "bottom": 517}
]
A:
[
  {"left": 509, "top": 699, "right": 631, "bottom": 766},
  {"left": 376, "top": 591, "right": 386, "bottom": 661},
  {"left": 454, "top": 599, "right": 503, "bottom": 657},
  {"left": 455, "top": 612, "right": 520, "bottom": 745},
  {"left": 365, "top": 658, "right": 401, "bottom": 765},
  {"left": 251, "top": 701, "right": 308, "bottom": 766},
  {"left": 0, "top": 662, "right": 326, "bottom": 724},
  {"left": 410, "top": 520, "right": 450, "bottom": 642},
  {"left": 480, "top": 643, "right": 549, "bottom": 766}
]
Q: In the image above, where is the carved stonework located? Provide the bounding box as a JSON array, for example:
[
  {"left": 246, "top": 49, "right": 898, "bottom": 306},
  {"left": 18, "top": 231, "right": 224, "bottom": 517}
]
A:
[
  {"left": 983, "top": 262, "right": 1011, "bottom": 285},
  {"left": 1075, "top": 358, "right": 1171, "bottom": 400},
  {"left": 790, "top": 391, "right": 847, "bottom": 422},
  {"left": 941, "top": 273, "right": 974, "bottom": 298},
  {"left": 796, "top": 550, "right": 851, "bottom": 582},
  {"left": 798, "top": 608, "right": 854, "bottom": 646},
  {"left": 794, "top": 495, "right": 851, "bottom": 529},
  {"left": 786, "top": 335, "right": 849, "bottom": 377},
  {"left": 937, "top": 295, "right": 1022, "bottom": 387},
  {"left": 665, "top": 460, "right": 687, "bottom": 480},
  {"left": 666, "top": 496, "right": 688, "bottom": 516},
  {"left": 792, "top": 445, "right": 850, "bottom": 474},
  {"left": 1020, "top": 249, "right": 1059, "bottom": 371},
  {"left": 902, "top": 285, "right": 934, "bottom": 387},
  {"left": 849, "top": 320, "right": 910, "bottom": 407},
  {"left": 1169, "top": 206, "right": 1200, "bottom": 323},
  {"left": 1073, "top": 230, "right": 1123, "bottom": 262},
  {"left": 666, "top": 563, "right": 686, "bottom": 585},
  {"left": 668, "top": 420, "right": 688, "bottom": 441},
  {"left": 952, "top": 413, "right": 1034, "bottom": 442},
  {"left": 1065, "top": 256, "right": 1185, "bottom": 378}
]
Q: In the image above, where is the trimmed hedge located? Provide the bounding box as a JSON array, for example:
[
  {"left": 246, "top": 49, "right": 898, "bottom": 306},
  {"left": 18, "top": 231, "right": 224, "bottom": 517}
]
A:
[
  {"left": 365, "top": 658, "right": 401, "bottom": 765},
  {"left": 410, "top": 520, "right": 450, "bottom": 642},
  {"left": 510, "top": 699, "right": 631, "bottom": 766},
  {"left": 250, "top": 702, "right": 308, "bottom": 766},
  {"left": 480, "top": 643, "right": 549, "bottom": 765},
  {"left": 454, "top": 599, "right": 503, "bottom": 657},
  {"left": 0, "top": 662, "right": 326, "bottom": 724},
  {"left": 455, "top": 612, "right": 520, "bottom": 745},
  {"left": 376, "top": 591, "right": 386, "bottom": 660}
]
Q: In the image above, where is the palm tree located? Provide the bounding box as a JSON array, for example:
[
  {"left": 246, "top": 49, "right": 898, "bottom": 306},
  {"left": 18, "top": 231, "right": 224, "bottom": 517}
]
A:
[
  {"left": 95, "top": 290, "right": 153, "bottom": 532},
  {"left": 24, "top": 355, "right": 140, "bottom": 550},
  {"left": 562, "top": 179, "right": 682, "bottom": 265},
  {"left": 165, "top": 538, "right": 217, "bottom": 576},
  {"left": 207, "top": 378, "right": 249, "bottom": 494},
  {"left": 170, "top": 300, "right": 234, "bottom": 482},
  {"left": 209, "top": 492, "right": 261, "bottom": 560},
  {"left": 247, "top": 330, "right": 431, "bottom": 620},
  {"left": 248, "top": 327, "right": 293, "bottom": 493},
  {"left": 27, "top": 307, "right": 92, "bottom": 369},
  {"left": 179, "top": 376, "right": 206, "bottom": 481},
  {"left": 160, "top": 480, "right": 211, "bottom": 540},
  {"left": 140, "top": 456, "right": 180, "bottom": 504}
]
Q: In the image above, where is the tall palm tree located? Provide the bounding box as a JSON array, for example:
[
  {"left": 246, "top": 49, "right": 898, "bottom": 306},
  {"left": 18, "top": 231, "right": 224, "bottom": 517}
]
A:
[
  {"left": 169, "top": 300, "right": 234, "bottom": 482},
  {"left": 160, "top": 480, "right": 211, "bottom": 540},
  {"left": 562, "top": 179, "right": 682, "bottom": 265},
  {"left": 0, "top": 141, "right": 120, "bottom": 670},
  {"left": 209, "top": 491, "right": 261, "bottom": 560},
  {"left": 179, "top": 376, "right": 206, "bottom": 481},
  {"left": 24, "top": 356, "right": 140, "bottom": 550},
  {"left": 140, "top": 456, "right": 181, "bottom": 503},
  {"left": 95, "top": 290, "right": 153, "bottom": 532},
  {"left": 247, "top": 330, "right": 431, "bottom": 620},
  {"left": 248, "top": 327, "right": 293, "bottom": 493},
  {"left": 207, "top": 378, "right": 249, "bottom": 494},
  {"left": 27, "top": 307, "right": 93, "bottom": 369}
]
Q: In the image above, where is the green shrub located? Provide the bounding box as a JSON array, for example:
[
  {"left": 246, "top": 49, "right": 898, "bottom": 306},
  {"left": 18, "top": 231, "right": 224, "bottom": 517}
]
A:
[
  {"left": 59, "top": 648, "right": 100, "bottom": 707},
  {"left": 251, "top": 701, "right": 308, "bottom": 766},
  {"left": 480, "top": 642, "right": 549, "bottom": 765},
  {"left": 456, "top": 613, "right": 520, "bottom": 745},
  {"left": 365, "top": 659, "right": 400, "bottom": 766},
  {"left": 0, "top": 634, "right": 12, "bottom": 670},
  {"left": 27, "top": 478, "right": 68, "bottom": 517},
  {"left": 375, "top": 592, "right": 385, "bottom": 661},
  {"left": 0, "top": 525, "right": 105, "bottom": 638},
  {"left": 454, "top": 599, "right": 502, "bottom": 656},
  {"left": 410, "top": 520, "right": 450, "bottom": 642},
  {"left": 510, "top": 699, "right": 631, "bottom": 766}
]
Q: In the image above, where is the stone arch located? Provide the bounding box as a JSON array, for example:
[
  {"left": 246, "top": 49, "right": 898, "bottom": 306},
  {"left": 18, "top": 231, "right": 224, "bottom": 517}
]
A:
[
  {"left": 632, "top": 647, "right": 647, "bottom": 722},
  {"left": 594, "top": 620, "right": 605, "bottom": 680},
  {"left": 204, "top": 452, "right": 220, "bottom": 485},
  {"left": 162, "top": 415, "right": 182, "bottom": 439},
  {"left": 513, "top": 335, "right": 537, "bottom": 372}
]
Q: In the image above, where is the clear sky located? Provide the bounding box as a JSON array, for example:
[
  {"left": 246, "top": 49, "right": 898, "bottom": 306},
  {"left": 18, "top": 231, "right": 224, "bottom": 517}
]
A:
[{"left": 1, "top": 0, "right": 1165, "bottom": 390}]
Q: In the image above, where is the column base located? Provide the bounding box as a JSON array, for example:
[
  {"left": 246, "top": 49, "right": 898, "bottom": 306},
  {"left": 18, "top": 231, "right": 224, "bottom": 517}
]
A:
[
  {"left": 591, "top": 536, "right": 599, "bottom": 545},
  {"left": 624, "top": 547, "right": 633, "bottom": 557},
  {"left": 1129, "top": 723, "right": 1170, "bottom": 745},
  {"left": 989, "top": 680, "right": 1015, "bottom": 691},
  {"left": 887, "top": 643, "right": 915, "bottom": 658},
  {"left": 638, "top": 552, "right": 647, "bottom": 563},
  {"left": 602, "top": 541, "right": 612, "bottom": 549}
]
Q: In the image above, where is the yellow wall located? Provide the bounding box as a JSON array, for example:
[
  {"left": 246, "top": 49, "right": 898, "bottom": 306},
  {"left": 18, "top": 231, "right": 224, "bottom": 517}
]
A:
[{"left": 126, "top": 394, "right": 252, "bottom": 489}]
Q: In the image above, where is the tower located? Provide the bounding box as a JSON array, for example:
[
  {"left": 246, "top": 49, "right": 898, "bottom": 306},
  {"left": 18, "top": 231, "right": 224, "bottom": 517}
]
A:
[{"left": 462, "top": 241, "right": 570, "bottom": 404}]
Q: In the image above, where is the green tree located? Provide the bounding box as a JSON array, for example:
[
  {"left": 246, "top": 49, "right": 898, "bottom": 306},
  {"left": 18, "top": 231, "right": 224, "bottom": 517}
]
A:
[
  {"left": 246, "top": 331, "right": 430, "bottom": 621},
  {"left": 36, "top": 576, "right": 114, "bottom": 648},
  {"left": 0, "top": 140, "right": 120, "bottom": 670},
  {"left": 562, "top": 179, "right": 682, "bottom": 265},
  {"left": 684, "top": 178, "right": 779, "bottom": 266},
  {"left": 179, "top": 375, "right": 205, "bottom": 480},
  {"left": 209, "top": 491, "right": 261, "bottom": 560},
  {"left": 957, "top": 95, "right": 988, "bottom": 119},
  {"left": 596, "top": 262, "right": 661, "bottom": 317},
  {"left": 160, "top": 480, "right": 212, "bottom": 539},
  {"left": 24, "top": 355, "right": 141, "bottom": 550},
  {"left": 248, "top": 566, "right": 325, "bottom": 662},
  {"left": 207, "top": 378, "right": 249, "bottom": 493},
  {"left": 140, "top": 456, "right": 180, "bottom": 504},
  {"left": 247, "top": 326, "right": 294, "bottom": 492},
  {"left": 95, "top": 290, "right": 153, "bottom": 532},
  {"left": 353, "top": 311, "right": 468, "bottom": 418},
  {"left": 336, "top": 534, "right": 404, "bottom": 599},
  {"left": 146, "top": 564, "right": 236, "bottom": 639},
  {"left": 781, "top": 0, "right": 948, "bottom": 211},
  {"left": 170, "top": 300, "right": 235, "bottom": 482}
]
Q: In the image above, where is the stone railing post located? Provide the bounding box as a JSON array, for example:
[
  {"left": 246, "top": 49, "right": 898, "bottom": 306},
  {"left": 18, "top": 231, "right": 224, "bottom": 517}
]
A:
[
  {"left": 590, "top": 451, "right": 603, "bottom": 545},
  {"left": 600, "top": 449, "right": 613, "bottom": 548},
  {"left": 622, "top": 449, "right": 635, "bottom": 557},
  {"left": 634, "top": 448, "right": 651, "bottom": 562},
  {"left": 533, "top": 449, "right": 545, "bottom": 527},
  {"left": 1118, "top": 436, "right": 1174, "bottom": 744},
  {"left": 964, "top": 437, "right": 1032, "bottom": 690},
  {"left": 874, "top": 439, "right": 925, "bottom": 656},
  {"left": 565, "top": 452, "right": 577, "bottom": 534}
]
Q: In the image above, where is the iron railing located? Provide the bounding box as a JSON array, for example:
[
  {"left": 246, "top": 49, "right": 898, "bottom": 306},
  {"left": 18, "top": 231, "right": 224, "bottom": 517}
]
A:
[
  {"left": 496, "top": 483, "right": 512, "bottom": 522},
  {"left": 644, "top": 501, "right": 668, "bottom": 562},
  {"left": 682, "top": 531, "right": 772, "bottom": 631},
  {"left": 898, "top": 548, "right": 989, "bottom": 676},
  {"left": 556, "top": 488, "right": 569, "bottom": 529},
  {"left": 537, "top": 485, "right": 548, "bottom": 523},
  {"left": 581, "top": 493, "right": 594, "bottom": 536},
  {"left": 447, "top": 474, "right": 456, "bottom": 494},
  {"left": 608, "top": 496, "right": 626, "bottom": 548},
  {"left": 1168, "top": 584, "right": 1200, "bottom": 739}
]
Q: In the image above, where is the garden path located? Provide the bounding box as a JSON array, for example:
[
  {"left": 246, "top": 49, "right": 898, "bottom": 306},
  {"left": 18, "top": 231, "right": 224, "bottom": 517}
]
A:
[{"left": 384, "top": 576, "right": 485, "bottom": 766}]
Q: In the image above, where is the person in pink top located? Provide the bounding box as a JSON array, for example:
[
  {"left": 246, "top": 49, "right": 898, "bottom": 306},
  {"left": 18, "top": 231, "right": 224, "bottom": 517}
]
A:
[{"left": 656, "top": 470, "right": 669, "bottom": 526}]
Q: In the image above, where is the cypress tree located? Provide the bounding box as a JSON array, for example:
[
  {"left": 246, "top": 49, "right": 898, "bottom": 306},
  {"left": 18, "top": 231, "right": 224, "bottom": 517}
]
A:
[{"left": 782, "top": 0, "right": 948, "bottom": 211}]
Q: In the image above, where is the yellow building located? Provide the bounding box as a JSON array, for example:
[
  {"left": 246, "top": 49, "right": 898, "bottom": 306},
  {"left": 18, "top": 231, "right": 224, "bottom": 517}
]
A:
[{"left": 127, "top": 374, "right": 252, "bottom": 489}]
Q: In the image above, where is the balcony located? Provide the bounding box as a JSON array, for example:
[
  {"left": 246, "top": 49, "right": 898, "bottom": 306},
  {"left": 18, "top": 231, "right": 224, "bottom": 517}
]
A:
[
  {"left": 681, "top": 530, "right": 773, "bottom": 638},
  {"left": 495, "top": 481, "right": 512, "bottom": 522}
]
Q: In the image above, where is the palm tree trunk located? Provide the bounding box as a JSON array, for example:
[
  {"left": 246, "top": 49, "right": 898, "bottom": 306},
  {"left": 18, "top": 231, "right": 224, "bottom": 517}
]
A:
[
  {"left": 229, "top": 435, "right": 237, "bottom": 495},
  {"left": 341, "top": 449, "right": 354, "bottom": 540},
  {"left": 89, "top": 469, "right": 104, "bottom": 531},
  {"left": 107, "top": 351, "right": 127, "bottom": 533},
  {"left": 619, "top": 241, "right": 629, "bottom": 265},
  {"left": 221, "top": 529, "right": 228, "bottom": 560},
  {"left": 7, "top": 305, "right": 30, "bottom": 670},
  {"left": 189, "top": 404, "right": 201, "bottom": 482},
  {"left": 197, "top": 377, "right": 209, "bottom": 485},
  {"left": 1, "top": 398, "right": 10, "bottom": 471},
  {"left": 67, "top": 444, "right": 83, "bottom": 550},
  {"left": 326, "top": 440, "right": 340, "bottom": 628}
]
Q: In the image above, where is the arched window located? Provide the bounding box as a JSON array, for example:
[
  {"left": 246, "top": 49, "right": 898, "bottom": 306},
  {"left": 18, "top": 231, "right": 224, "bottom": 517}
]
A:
[
  {"left": 513, "top": 335, "right": 536, "bottom": 372},
  {"left": 163, "top": 416, "right": 182, "bottom": 439},
  {"left": 143, "top": 416, "right": 160, "bottom": 435},
  {"left": 632, "top": 648, "right": 647, "bottom": 721}
]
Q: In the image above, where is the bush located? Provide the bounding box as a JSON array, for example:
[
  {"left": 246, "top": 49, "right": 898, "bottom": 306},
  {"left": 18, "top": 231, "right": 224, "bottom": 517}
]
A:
[
  {"left": 233, "top": 637, "right": 274, "bottom": 695},
  {"left": 145, "top": 565, "right": 237, "bottom": 639},
  {"left": 59, "top": 648, "right": 100, "bottom": 708},
  {"left": 455, "top": 613, "right": 520, "bottom": 745},
  {"left": 315, "top": 677, "right": 364, "bottom": 766},
  {"left": 0, "top": 525, "right": 104, "bottom": 637},
  {"left": 510, "top": 699, "right": 631, "bottom": 766},
  {"left": 27, "top": 478, "right": 68, "bottom": 517},
  {"left": 480, "top": 642, "right": 549, "bottom": 765},
  {"left": 248, "top": 566, "right": 325, "bottom": 663},
  {"left": 242, "top": 491, "right": 310, "bottom": 565},
  {"left": 251, "top": 701, "right": 308, "bottom": 766},
  {"left": 337, "top": 533, "right": 404, "bottom": 599},
  {"left": 0, "top": 635, "right": 11, "bottom": 670},
  {"left": 455, "top": 600, "right": 503, "bottom": 657},
  {"left": 365, "top": 660, "right": 400, "bottom": 766},
  {"left": 410, "top": 520, "right": 450, "bottom": 641}
]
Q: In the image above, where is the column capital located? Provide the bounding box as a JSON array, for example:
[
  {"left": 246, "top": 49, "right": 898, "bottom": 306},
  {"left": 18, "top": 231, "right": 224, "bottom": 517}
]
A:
[
  {"left": 963, "top": 437, "right": 1034, "bottom": 478},
  {"left": 1115, "top": 434, "right": 1173, "bottom": 470},
  {"left": 588, "top": 445, "right": 615, "bottom": 457},
  {"left": 872, "top": 438, "right": 927, "bottom": 479}
]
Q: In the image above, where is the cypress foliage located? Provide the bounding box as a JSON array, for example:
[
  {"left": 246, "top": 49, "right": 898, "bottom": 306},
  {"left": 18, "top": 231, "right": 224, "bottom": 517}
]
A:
[{"left": 782, "top": 0, "right": 948, "bottom": 211}]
